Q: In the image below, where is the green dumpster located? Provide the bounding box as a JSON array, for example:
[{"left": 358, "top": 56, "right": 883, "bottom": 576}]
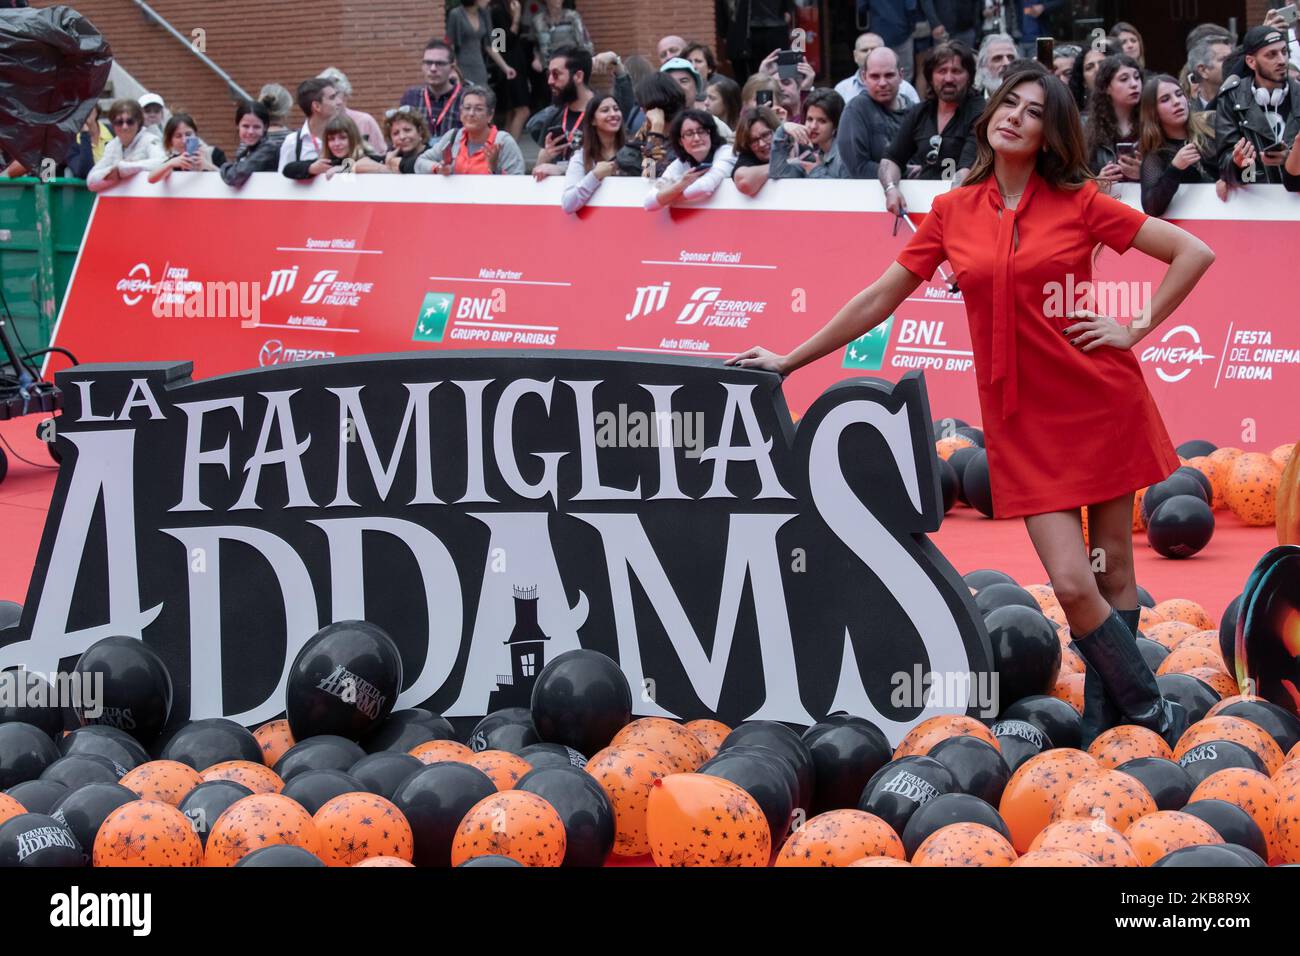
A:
[{"left": 0, "top": 177, "right": 95, "bottom": 359}]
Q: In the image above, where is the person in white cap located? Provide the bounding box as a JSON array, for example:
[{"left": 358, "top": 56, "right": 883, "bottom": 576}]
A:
[
  {"left": 138, "top": 92, "right": 167, "bottom": 139},
  {"left": 661, "top": 57, "right": 733, "bottom": 139}
]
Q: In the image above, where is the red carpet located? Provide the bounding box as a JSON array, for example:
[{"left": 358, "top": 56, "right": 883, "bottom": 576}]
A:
[{"left": 0, "top": 418, "right": 1272, "bottom": 621}]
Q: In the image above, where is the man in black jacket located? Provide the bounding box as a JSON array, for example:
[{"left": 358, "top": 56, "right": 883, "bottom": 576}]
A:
[
  {"left": 837, "top": 47, "right": 910, "bottom": 179},
  {"left": 1214, "top": 25, "right": 1300, "bottom": 187}
]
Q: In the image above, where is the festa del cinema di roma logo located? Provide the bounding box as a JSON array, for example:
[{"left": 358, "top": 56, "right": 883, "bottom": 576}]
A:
[{"left": 1, "top": 353, "right": 993, "bottom": 745}]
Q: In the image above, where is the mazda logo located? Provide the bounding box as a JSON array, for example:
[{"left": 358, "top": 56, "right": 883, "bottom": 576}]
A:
[{"left": 258, "top": 340, "right": 283, "bottom": 367}]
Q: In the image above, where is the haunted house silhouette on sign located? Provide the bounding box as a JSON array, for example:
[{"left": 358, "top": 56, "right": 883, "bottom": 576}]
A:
[{"left": 487, "top": 585, "right": 552, "bottom": 711}]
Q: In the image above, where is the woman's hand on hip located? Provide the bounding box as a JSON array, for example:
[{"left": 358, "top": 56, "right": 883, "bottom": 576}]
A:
[{"left": 1064, "top": 310, "right": 1137, "bottom": 352}]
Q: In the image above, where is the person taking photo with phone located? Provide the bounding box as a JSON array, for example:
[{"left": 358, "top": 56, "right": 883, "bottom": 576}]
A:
[
  {"left": 644, "top": 109, "right": 735, "bottom": 208},
  {"left": 1214, "top": 25, "right": 1300, "bottom": 190},
  {"left": 770, "top": 88, "right": 850, "bottom": 178},
  {"left": 1086, "top": 54, "right": 1144, "bottom": 182}
]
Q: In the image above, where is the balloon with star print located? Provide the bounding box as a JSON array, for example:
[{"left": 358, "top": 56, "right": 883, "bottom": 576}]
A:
[{"left": 312, "top": 792, "right": 414, "bottom": 866}]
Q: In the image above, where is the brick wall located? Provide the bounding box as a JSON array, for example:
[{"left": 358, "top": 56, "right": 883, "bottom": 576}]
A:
[{"left": 36, "top": 0, "right": 718, "bottom": 155}]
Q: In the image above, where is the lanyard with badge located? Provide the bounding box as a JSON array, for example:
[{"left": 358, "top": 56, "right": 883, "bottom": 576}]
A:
[{"left": 425, "top": 82, "right": 462, "bottom": 131}]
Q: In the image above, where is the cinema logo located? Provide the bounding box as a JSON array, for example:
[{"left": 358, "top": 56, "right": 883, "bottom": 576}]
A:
[
  {"left": 150, "top": 279, "right": 262, "bottom": 328},
  {"left": 3, "top": 354, "right": 992, "bottom": 739}
]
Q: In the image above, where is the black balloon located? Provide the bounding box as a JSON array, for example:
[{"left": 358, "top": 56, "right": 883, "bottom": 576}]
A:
[
  {"left": 1136, "top": 637, "right": 1170, "bottom": 673},
  {"left": 1219, "top": 593, "right": 1242, "bottom": 675},
  {"left": 999, "top": 695, "right": 1082, "bottom": 750},
  {"left": 0, "top": 721, "right": 60, "bottom": 789},
  {"left": 932, "top": 417, "right": 969, "bottom": 441},
  {"left": 1217, "top": 700, "right": 1300, "bottom": 754},
  {"left": 1115, "top": 757, "right": 1194, "bottom": 811},
  {"left": 698, "top": 747, "right": 796, "bottom": 850},
  {"left": 0, "top": 601, "right": 20, "bottom": 630},
  {"left": 273, "top": 735, "right": 367, "bottom": 783},
  {"left": 988, "top": 720, "right": 1049, "bottom": 774},
  {"left": 975, "top": 583, "right": 1041, "bottom": 616},
  {"left": 1218, "top": 844, "right": 1267, "bottom": 866},
  {"left": 58, "top": 725, "right": 149, "bottom": 774},
  {"left": 468, "top": 708, "right": 540, "bottom": 754},
  {"left": 984, "top": 606, "right": 1061, "bottom": 705},
  {"left": 1173, "top": 465, "right": 1214, "bottom": 503},
  {"left": 0, "top": 669, "right": 62, "bottom": 738},
  {"left": 1181, "top": 799, "right": 1269, "bottom": 859},
  {"left": 70, "top": 636, "right": 173, "bottom": 746},
  {"left": 517, "top": 742, "right": 589, "bottom": 770},
  {"left": 719, "top": 722, "right": 815, "bottom": 813},
  {"left": 362, "top": 708, "right": 456, "bottom": 755},
  {"left": 5, "top": 780, "right": 69, "bottom": 814},
  {"left": 178, "top": 780, "right": 254, "bottom": 846},
  {"left": 1239, "top": 550, "right": 1300, "bottom": 719},
  {"left": 348, "top": 752, "right": 423, "bottom": 800},
  {"left": 530, "top": 650, "right": 631, "bottom": 758},
  {"left": 458, "top": 854, "right": 523, "bottom": 867},
  {"left": 961, "top": 450, "right": 994, "bottom": 517},
  {"left": 1156, "top": 673, "right": 1220, "bottom": 725},
  {"left": 285, "top": 621, "right": 403, "bottom": 742},
  {"left": 962, "top": 569, "right": 1018, "bottom": 592},
  {"left": 236, "top": 845, "right": 326, "bottom": 867},
  {"left": 1153, "top": 844, "right": 1252, "bottom": 867},
  {"left": 804, "top": 721, "right": 892, "bottom": 815},
  {"left": 40, "top": 754, "right": 121, "bottom": 789},
  {"left": 1176, "top": 738, "right": 1266, "bottom": 787},
  {"left": 938, "top": 457, "right": 958, "bottom": 514},
  {"left": 392, "top": 762, "right": 496, "bottom": 866},
  {"left": 1135, "top": 584, "right": 1156, "bottom": 609},
  {"left": 516, "top": 766, "right": 616, "bottom": 867},
  {"left": 932, "top": 735, "right": 1013, "bottom": 802},
  {"left": 0, "top": 813, "right": 83, "bottom": 867},
  {"left": 901, "top": 792, "right": 1011, "bottom": 858},
  {"left": 1176, "top": 439, "right": 1217, "bottom": 459},
  {"left": 279, "top": 769, "right": 364, "bottom": 816},
  {"left": 159, "top": 718, "right": 262, "bottom": 771},
  {"left": 858, "top": 756, "right": 956, "bottom": 836},
  {"left": 1146, "top": 495, "right": 1214, "bottom": 559},
  {"left": 49, "top": 782, "right": 138, "bottom": 862},
  {"left": 955, "top": 426, "right": 984, "bottom": 448},
  {"left": 1142, "top": 474, "right": 1209, "bottom": 524},
  {"left": 948, "top": 447, "right": 982, "bottom": 505}
]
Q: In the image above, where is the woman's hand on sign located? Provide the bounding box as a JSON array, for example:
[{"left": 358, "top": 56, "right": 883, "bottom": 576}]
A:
[{"left": 726, "top": 346, "right": 788, "bottom": 375}]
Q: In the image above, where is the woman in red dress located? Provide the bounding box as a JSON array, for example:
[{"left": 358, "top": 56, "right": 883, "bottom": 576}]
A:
[{"left": 729, "top": 61, "right": 1216, "bottom": 747}]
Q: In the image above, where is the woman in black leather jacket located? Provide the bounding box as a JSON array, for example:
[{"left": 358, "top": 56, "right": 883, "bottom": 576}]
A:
[{"left": 219, "top": 98, "right": 287, "bottom": 187}]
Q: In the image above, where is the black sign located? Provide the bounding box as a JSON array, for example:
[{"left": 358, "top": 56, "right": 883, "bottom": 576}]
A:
[{"left": 2, "top": 352, "right": 992, "bottom": 744}]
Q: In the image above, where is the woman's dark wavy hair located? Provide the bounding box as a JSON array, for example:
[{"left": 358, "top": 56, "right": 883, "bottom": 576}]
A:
[
  {"left": 1069, "top": 38, "right": 1119, "bottom": 111},
  {"left": 635, "top": 73, "right": 688, "bottom": 123},
  {"left": 964, "top": 61, "right": 1094, "bottom": 191},
  {"left": 668, "top": 108, "right": 724, "bottom": 166},
  {"left": 579, "top": 93, "right": 626, "bottom": 172},
  {"left": 1085, "top": 54, "right": 1143, "bottom": 160}
]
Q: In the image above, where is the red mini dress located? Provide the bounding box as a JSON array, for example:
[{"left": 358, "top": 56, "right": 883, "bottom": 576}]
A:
[{"left": 896, "top": 171, "right": 1180, "bottom": 518}]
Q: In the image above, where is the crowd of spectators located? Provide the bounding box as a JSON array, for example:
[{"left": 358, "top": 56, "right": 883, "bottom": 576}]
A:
[{"left": 12, "top": 2, "right": 1300, "bottom": 216}]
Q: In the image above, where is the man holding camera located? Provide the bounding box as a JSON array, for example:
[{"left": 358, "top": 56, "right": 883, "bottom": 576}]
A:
[{"left": 1215, "top": 25, "right": 1300, "bottom": 188}]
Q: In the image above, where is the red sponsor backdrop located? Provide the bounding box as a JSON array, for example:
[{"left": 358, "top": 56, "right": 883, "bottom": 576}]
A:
[{"left": 50, "top": 177, "right": 1300, "bottom": 448}]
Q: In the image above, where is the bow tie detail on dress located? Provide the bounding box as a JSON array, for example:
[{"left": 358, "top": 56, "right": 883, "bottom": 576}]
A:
[{"left": 986, "top": 174, "right": 1038, "bottom": 419}]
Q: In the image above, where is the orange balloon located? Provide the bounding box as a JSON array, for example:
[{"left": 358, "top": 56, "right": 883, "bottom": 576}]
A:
[
  {"left": 119, "top": 760, "right": 204, "bottom": 806},
  {"left": 1028, "top": 819, "right": 1140, "bottom": 866},
  {"left": 409, "top": 740, "right": 474, "bottom": 765},
  {"left": 683, "top": 719, "right": 731, "bottom": 759},
  {"left": 314, "top": 792, "right": 414, "bottom": 866},
  {"left": 998, "top": 748, "right": 1100, "bottom": 852},
  {"left": 936, "top": 435, "right": 974, "bottom": 460},
  {"left": 353, "top": 856, "right": 414, "bottom": 867},
  {"left": 1185, "top": 668, "right": 1238, "bottom": 699},
  {"left": 585, "top": 746, "right": 674, "bottom": 856},
  {"left": 894, "top": 715, "right": 1000, "bottom": 758},
  {"left": 1122, "top": 811, "right": 1223, "bottom": 866},
  {"left": 1185, "top": 456, "right": 1225, "bottom": 510},
  {"left": 465, "top": 750, "right": 532, "bottom": 790},
  {"left": 201, "top": 760, "right": 284, "bottom": 794},
  {"left": 1052, "top": 770, "right": 1158, "bottom": 831},
  {"left": 1142, "top": 620, "right": 1199, "bottom": 651},
  {"left": 1024, "top": 584, "right": 1057, "bottom": 611},
  {"left": 611, "top": 717, "right": 710, "bottom": 772},
  {"left": 848, "top": 856, "right": 913, "bottom": 867},
  {"left": 1189, "top": 768, "right": 1280, "bottom": 859},
  {"left": 1088, "top": 725, "right": 1173, "bottom": 767},
  {"left": 1157, "top": 643, "right": 1226, "bottom": 676},
  {"left": 1173, "top": 716, "right": 1285, "bottom": 774},
  {"left": 1012, "top": 848, "right": 1100, "bottom": 867},
  {"left": 774, "top": 809, "right": 904, "bottom": 867},
  {"left": 93, "top": 800, "right": 203, "bottom": 867},
  {"left": 1052, "top": 673, "right": 1085, "bottom": 714},
  {"left": 204, "top": 793, "right": 321, "bottom": 866},
  {"left": 1138, "top": 605, "right": 1167, "bottom": 632},
  {"left": 912, "top": 822, "right": 1017, "bottom": 867},
  {"left": 1133, "top": 487, "right": 1148, "bottom": 530},
  {"left": 647, "top": 773, "right": 770, "bottom": 867},
  {"left": 1153, "top": 599, "right": 1214, "bottom": 630},
  {"left": 1226, "top": 452, "right": 1281, "bottom": 526},
  {"left": 1271, "top": 443, "right": 1295, "bottom": 470},
  {"left": 450, "top": 791, "right": 565, "bottom": 867},
  {"left": 1273, "top": 772, "right": 1300, "bottom": 863},
  {"left": 253, "top": 719, "right": 295, "bottom": 768},
  {"left": 0, "top": 793, "right": 24, "bottom": 827}
]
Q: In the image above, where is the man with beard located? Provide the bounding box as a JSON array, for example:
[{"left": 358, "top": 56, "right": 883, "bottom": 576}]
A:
[
  {"left": 1215, "top": 25, "right": 1300, "bottom": 187},
  {"left": 837, "top": 47, "right": 912, "bottom": 178},
  {"left": 879, "top": 41, "right": 983, "bottom": 214},
  {"left": 974, "top": 32, "right": 1017, "bottom": 98},
  {"left": 528, "top": 47, "right": 635, "bottom": 178}
]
